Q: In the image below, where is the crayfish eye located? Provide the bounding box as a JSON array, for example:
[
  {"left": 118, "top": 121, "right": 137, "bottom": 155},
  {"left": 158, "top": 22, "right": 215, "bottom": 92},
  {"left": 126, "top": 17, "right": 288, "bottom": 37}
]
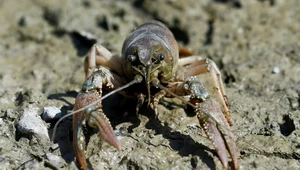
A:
[
  {"left": 158, "top": 54, "right": 165, "bottom": 61},
  {"left": 127, "top": 55, "right": 137, "bottom": 62}
]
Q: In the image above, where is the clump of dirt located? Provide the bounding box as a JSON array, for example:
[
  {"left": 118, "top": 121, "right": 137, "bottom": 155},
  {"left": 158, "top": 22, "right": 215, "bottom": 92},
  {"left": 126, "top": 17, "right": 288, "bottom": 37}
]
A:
[{"left": 0, "top": 0, "right": 299, "bottom": 169}]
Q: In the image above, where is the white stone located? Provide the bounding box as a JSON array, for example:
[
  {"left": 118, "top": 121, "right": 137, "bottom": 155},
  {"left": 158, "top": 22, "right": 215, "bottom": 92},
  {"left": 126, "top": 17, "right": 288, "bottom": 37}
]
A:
[
  {"left": 42, "top": 106, "right": 62, "bottom": 121},
  {"left": 46, "top": 153, "right": 64, "bottom": 167},
  {"left": 17, "top": 106, "right": 49, "bottom": 140},
  {"left": 272, "top": 66, "right": 280, "bottom": 74}
]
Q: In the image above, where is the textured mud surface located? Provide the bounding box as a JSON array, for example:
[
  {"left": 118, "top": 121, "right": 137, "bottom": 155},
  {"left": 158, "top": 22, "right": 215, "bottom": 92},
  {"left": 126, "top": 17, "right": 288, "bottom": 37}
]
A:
[{"left": 0, "top": 0, "right": 300, "bottom": 169}]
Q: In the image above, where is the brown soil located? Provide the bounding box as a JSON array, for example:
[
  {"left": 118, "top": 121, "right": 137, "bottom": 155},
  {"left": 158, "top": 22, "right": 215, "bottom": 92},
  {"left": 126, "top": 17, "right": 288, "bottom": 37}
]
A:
[{"left": 0, "top": 0, "right": 299, "bottom": 169}]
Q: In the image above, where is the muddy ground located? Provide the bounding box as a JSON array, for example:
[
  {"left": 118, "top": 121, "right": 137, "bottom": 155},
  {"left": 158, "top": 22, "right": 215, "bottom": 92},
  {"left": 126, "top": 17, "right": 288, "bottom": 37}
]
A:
[{"left": 0, "top": 0, "right": 299, "bottom": 170}]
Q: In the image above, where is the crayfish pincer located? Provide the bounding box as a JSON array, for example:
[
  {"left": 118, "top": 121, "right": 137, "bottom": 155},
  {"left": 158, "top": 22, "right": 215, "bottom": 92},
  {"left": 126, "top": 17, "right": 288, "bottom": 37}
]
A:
[{"left": 62, "top": 21, "right": 238, "bottom": 169}]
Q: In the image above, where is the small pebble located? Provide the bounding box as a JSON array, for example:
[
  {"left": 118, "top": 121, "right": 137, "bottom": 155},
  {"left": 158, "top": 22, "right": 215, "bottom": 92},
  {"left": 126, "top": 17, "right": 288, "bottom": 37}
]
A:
[
  {"left": 46, "top": 153, "right": 64, "bottom": 168},
  {"left": 51, "top": 143, "right": 59, "bottom": 149},
  {"left": 237, "top": 27, "right": 244, "bottom": 34},
  {"left": 17, "top": 106, "right": 49, "bottom": 140},
  {"left": 42, "top": 106, "right": 62, "bottom": 122},
  {"left": 272, "top": 66, "right": 280, "bottom": 74},
  {"left": 77, "top": 30, "right": 97, "bottom": 42}
]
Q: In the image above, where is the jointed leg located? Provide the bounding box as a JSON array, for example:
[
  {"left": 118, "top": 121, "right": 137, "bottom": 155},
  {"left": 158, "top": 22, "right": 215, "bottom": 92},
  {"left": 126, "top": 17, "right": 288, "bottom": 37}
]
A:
[
  {"left": 164, "top": 77, "right": 238, "bottom": 169},
  {"left": 84, "top": 44, "right": 122, "bottom": 79},
  {"left": 84, "top": 44, "right": 131, "bottom": 97},
  {"left": 85, "top": 45, "right": 97, "bottom": 79},
  {"left": 179, "top": 57, "right": 232, "bottom": 125},
  {"left": 136, "top": 93, "right": 145, "bottom": 116},
  {"left": 152, "top": 90, "right": 167, "bottom": 119},
  {"left": 135, "top": 90, "right": 166, "bottom": 119}
]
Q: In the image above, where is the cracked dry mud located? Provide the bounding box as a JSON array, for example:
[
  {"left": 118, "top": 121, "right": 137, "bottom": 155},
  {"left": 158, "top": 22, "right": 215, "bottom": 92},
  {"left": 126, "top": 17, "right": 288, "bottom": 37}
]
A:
[{"left": 0, "top": 0, "right": 300, "bottom": 170}]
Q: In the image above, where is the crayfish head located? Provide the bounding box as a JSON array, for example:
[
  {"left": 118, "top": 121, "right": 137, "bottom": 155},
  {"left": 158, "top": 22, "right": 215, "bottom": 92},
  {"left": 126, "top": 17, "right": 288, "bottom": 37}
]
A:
[
  {"left": 123, "top": 33, "right": 172, "bottom": 76},
  {"left": 123, "top": 32, "right": 173, "bottom": 103}
]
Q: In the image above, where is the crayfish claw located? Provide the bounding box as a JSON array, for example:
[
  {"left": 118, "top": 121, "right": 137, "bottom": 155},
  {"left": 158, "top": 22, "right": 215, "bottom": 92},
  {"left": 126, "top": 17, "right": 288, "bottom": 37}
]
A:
[
  {"left": 88, "top": 108, "right": 121, "bottom": 150},
  {"left": 196, "top": 99, "right": 238, "bottom": 170},
  {"left": 73, "top": 91, "right": 120, "bottom": 170},
  {"left": 73, "top": 110, "right": 88, "bottom": 170},
  {"left": 198, "top": 114, "right": 229, "bottom": 168}
]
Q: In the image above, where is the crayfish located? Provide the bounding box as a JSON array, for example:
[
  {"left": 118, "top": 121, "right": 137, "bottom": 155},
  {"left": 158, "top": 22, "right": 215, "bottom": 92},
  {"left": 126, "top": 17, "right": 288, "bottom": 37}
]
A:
[{"left": 54, "top": 21, "right": 238, "bottom": 170}]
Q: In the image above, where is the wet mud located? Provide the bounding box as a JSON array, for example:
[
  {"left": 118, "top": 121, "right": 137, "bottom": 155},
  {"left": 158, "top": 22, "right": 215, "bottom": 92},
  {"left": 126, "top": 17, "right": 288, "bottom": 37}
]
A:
[{"left": 0, "top": 0, "right": 299, "bottom": 169}]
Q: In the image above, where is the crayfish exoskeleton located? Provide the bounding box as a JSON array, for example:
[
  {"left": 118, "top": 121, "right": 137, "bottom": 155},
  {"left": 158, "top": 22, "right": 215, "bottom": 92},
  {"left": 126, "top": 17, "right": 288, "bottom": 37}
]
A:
[{"left": 59, "top": 21, "right": 238, "bottom": 170}]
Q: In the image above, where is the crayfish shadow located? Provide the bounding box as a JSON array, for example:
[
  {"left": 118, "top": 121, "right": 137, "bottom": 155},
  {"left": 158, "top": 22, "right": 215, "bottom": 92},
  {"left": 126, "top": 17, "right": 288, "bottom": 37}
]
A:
[
  {"left": 104, "top": 96, "right": 218, "bottom": 169},
  {"left": 47, "top": 90, "right": 84, "bottom": 166},
  {"left": 101, "top": 92, "right": 142, "bottom": 132},
  {"left": 47, "top": 90, "right": 218, "bottom": 169},
  {"left": 144, "top": 118, "right": 217, "bottom": 169},
  {"left": 47, "top": 90, "right": 78, "bottom": 106}
]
